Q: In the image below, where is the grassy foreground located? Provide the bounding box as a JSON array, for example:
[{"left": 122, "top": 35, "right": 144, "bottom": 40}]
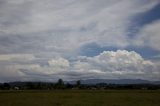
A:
[{"left": 0, "top": 90, "right": 160, "bottom": 106}]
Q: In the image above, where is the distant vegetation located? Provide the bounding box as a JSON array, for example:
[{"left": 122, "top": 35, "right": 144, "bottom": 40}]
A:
[{"left": 0, "top": 79, "right": 160, "bottom": 90}]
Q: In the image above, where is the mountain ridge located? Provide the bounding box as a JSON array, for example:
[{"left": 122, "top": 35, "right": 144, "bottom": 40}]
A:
[{"left": 68, "top": 79, "right": 160, "bottom": 85}]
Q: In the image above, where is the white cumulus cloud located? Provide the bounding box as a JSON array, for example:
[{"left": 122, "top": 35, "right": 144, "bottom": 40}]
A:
[
  {"left": 48, "top": 58, "right": 70, "bottom": 68},
  {"left": 74, "top": 50, "right": 155, "bottom": 74},
  {"left": 2, "top": 50, "right": 158, "bottom": 82}
]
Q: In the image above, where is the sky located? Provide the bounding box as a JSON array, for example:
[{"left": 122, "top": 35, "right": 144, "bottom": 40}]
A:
[{"left": 0, "top": 0, "right": 160, "bottom": 82}]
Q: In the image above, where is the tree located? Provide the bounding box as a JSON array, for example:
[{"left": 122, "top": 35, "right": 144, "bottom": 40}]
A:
[
  {"left": 27, "top": 82, "right": 34, "bottom": 89},
  {"left": 55, "top": 79, "right": 65, "bottom": 89},
  {"left": 3, "top": 83, "right": 11, "bottom": 90},
  {"left": 76, "top": 80, "right": 81, "bottom": 88},
  {"left": 66, "top": 83, "right": 73, "bottom": 89}
]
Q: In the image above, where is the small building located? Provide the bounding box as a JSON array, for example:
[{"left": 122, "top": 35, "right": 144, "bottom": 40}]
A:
[{"left": 14, "top": 86, "right": 19, "bottom": 90}]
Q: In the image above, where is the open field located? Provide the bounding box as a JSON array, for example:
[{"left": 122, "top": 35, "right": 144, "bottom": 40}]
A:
[{"left": 0, "top": 90, "right": 160, "bottom": 106}]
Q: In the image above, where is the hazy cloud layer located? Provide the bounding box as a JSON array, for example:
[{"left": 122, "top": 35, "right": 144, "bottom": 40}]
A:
[
  {"left": 0, "top": 0, "right": 159, "bottom": 55},
  {"left": 0, "top": 0, "right": 160, "bottom": 82},
  {"left": 134, "top": 20, "right": 160, "bottom": 51}
]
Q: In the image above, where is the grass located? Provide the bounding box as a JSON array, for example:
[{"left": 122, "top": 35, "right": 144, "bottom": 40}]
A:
[{"left": 0, "top": 90, "right": 160, "bottom": 106}]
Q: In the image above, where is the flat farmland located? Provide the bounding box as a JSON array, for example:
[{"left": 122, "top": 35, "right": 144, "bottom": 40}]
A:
[{"left": 0, "top": 90, "right": 160, "bottom": 106}]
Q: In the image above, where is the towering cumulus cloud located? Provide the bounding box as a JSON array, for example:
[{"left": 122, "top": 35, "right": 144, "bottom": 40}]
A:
[
  {"left": 79, "top": 50, "right": 154, "bottom": 73},
  {"left": 73, "top": 50, "right": 158, "bottom": 80}
]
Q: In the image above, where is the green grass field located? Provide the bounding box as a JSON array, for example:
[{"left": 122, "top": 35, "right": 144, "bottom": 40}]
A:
[{"left": 0, "top": 90, "right": 160, "bottom": 106}]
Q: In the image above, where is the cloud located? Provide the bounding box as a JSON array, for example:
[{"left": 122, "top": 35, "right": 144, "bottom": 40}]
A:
[
  {"left": 0, "top": 50, "right": 158, "bottom": 82},
  {"left": 19, "top": 58, "right": 70, "bottom": 75},
  {"left": 48, "top": 58, "right": 70, "bottom": 68},
  {"left": 134, "top": 20, "right": 160, "bottom": 51},
  {"left": 0, "top": 0, "right": 159, "bottom": 56},
  {"left": 0, "top": 54, "right": 35, "bottom": 61},
  {"left": 77, "top": 50, "right": 154, "bottom": 72},
  {"left": 0, "top": 0, "right": 160, "bottom": 82}
]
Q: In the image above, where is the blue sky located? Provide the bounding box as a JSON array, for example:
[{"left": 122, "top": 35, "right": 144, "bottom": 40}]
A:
[{"left": 0, "top": 0, "right": 160, "bottom": 82}]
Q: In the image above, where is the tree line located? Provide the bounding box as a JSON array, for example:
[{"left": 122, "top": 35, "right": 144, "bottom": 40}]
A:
[{"left": 0, "top": 79, "right": 160, "bottom": 90}]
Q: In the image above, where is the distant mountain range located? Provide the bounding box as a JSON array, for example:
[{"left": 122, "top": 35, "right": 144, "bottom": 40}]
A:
[{"left": 68, "top": 79, "right": 160, "bottom": 85}]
